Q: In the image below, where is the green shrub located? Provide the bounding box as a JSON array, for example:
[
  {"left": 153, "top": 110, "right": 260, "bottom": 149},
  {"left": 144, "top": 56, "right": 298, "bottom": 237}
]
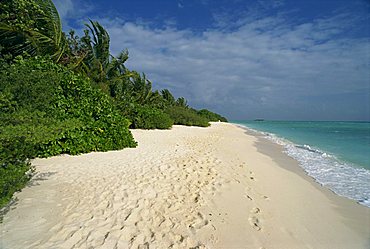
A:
[
  {"left": 128, "top": 105, "right": 174, "bottom": 129},
  {"left": 0, "top": 57, "right": 137, "bottom": 208},
  {"left": 0, "top": 160, "right": 33, "bottom": 208},
  {"left": 165, "top": 106, "right": 210, "bottom": 127},
  {"left": 0, "top": 136, "right": 34, "bottom": 208},
  {"left": 197, "top": 109, "right": 228, "bottom": 122}
]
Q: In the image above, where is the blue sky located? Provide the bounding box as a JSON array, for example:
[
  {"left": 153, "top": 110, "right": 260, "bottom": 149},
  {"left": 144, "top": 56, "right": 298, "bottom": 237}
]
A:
[{"left": 54, "top": 0, "right": 370, "bottom": 120}]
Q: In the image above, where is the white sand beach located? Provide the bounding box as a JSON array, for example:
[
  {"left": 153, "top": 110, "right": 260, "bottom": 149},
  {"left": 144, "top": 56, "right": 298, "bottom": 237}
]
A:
[{"left": 1, "top": 122, "right": 369, "bottom": 249}]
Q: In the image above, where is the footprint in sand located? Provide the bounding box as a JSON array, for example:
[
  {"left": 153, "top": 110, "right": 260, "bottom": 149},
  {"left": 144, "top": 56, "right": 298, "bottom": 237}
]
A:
[
  {"left": 250, "top": 207, "right": 260, "bottom": 214},
  {"left": 248, "top": 171, "right": 256, "bottom": 181},
  {"left": 244, "top": 194, "right": 253, "bottom": 201},
  {"left": 249, "top": 207, "right": 262, "bottom": 231},
  {"left": 248, "top": 216, "right": 262, "bottom": 231},
  {"left": 188, "top": 212, "right": 209, "bottom": 233}
]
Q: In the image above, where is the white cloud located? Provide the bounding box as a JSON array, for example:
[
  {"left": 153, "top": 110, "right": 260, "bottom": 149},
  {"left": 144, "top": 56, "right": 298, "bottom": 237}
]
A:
[
  {"left": 54, "top": 0, "right": 95, "bottom": 31},
  {"left": 95, "top": 11, "right": 369, "bottom": 120},
  {"left": 53, "top": 0, "right": 74, "bottom": 20}
]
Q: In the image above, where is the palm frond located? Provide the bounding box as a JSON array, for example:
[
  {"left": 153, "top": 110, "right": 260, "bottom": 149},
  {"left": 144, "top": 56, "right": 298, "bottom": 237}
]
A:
[{"left": 0, "top": 0, "right": 65, "bottom": 61}]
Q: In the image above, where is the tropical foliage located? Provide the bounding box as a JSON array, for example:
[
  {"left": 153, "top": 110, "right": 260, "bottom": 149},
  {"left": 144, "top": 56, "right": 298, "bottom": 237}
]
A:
[
  {"left": 0, "top": 57, "right": 136, "bottom": 207},
  {"left": 129, "top": 105, "right": 174, "bottom": 129},
  {"left": 0, "top": 0, "right": 227, "bottom": 208},
  {"left": 0, "top": 0, "right": 66, "bottom": 61},
  {"left": 165, "top": 106, "right": 210, "bottom": 127},
  {"left": 197, "top": 109, "right": 228, "bottom": 122}
]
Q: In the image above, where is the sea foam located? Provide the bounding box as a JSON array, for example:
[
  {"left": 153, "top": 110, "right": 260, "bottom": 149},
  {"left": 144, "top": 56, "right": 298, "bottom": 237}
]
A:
[{"left": 240, "top": 125, "right": 370, "bottom": 208}]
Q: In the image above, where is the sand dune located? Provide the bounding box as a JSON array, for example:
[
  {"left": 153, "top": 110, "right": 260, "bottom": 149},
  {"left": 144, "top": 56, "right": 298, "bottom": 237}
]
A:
[{"left": 1, "top": 123, "right": 369, "bottom": 249}]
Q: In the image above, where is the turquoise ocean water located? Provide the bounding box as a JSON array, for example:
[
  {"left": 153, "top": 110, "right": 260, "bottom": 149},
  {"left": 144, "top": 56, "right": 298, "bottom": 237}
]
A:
[{"left": 233, "top": 121, "right": 370, "bottom": 207}]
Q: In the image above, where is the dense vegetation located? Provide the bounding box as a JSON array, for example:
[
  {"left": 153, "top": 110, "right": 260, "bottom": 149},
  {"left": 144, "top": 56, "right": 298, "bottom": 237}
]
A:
[
  {"left": 0, "top": 57, "right": 136, "bottom": 207},
  {"left": 197, "top": 109, "right": 228, "bottom": 122},
  {"left": 0, "top": 0, "right": 227, "bottom": 208},
  {"left": 165, "top": 106, "right": 210, "bottom": 127}
]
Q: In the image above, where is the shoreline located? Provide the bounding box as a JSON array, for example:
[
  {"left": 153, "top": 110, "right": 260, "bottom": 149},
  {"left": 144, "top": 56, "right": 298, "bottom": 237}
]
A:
[
  {"left": 234, "top": 122, "right": 370, "bottom": 209},
  {"left": 240, "top": 125, "right": 363, "bottom": 204},
  {"left": 1, "top": 122, "right": 369, "bottom": 248},
  {"left": 243, "top": 126, "right": 370, "bottom": 236}
]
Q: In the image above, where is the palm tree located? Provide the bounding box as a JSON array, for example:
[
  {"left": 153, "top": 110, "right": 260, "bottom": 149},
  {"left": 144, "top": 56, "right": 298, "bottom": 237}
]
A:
[
  {"left": 82, "top": 20, "right": 110, "bottom": 82},
  {"left": 78, "top": 20, "right": 130, "bottom": 94},
  {"left": 0, "top": 0, "right": 66, "bottom": 61},
  {"left": 129, "top": 71, "right": 164, "bottom": 105},
  {"left": 176, "top": 97, "right": 188, "bottom": 108},
  {"left": 161, "top": 89, "right": 176, "bottom": 106}
]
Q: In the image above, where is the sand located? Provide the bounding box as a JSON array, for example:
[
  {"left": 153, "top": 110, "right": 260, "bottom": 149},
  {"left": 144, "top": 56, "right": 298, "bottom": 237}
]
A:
[{"left": 1, "top": 122, "right": 369, "bottom": 249}]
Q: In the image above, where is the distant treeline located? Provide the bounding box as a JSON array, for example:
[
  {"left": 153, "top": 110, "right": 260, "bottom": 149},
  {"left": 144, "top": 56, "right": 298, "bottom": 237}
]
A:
[{"left": 0, "top": 0, "right": 227, "bottom": 208}]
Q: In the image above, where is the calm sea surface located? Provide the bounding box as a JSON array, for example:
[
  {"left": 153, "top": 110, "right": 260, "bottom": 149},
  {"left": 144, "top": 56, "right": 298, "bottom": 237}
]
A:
[{"left": 233, "top": 121, "right": 370, "bottom": 207}]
